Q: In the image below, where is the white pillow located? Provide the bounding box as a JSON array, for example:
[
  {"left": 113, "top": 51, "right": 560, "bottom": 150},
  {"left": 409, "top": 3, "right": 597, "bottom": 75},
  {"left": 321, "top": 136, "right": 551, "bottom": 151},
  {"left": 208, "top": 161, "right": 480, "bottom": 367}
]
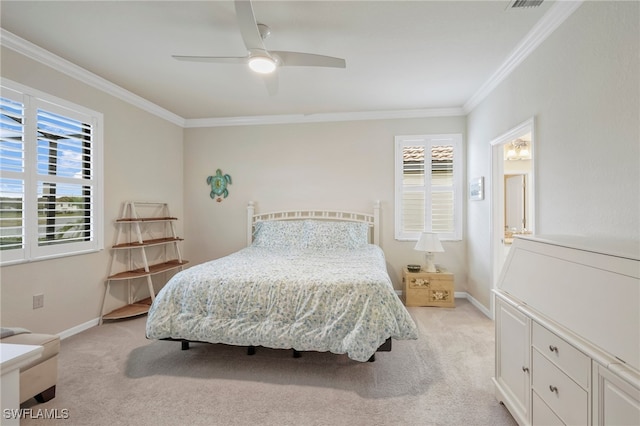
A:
[
  {"left": 304, "top": 220, "right": 369, "bottom": 250},
  {"left": 252, "top": 220, "right": 305, "bottom": 249}
]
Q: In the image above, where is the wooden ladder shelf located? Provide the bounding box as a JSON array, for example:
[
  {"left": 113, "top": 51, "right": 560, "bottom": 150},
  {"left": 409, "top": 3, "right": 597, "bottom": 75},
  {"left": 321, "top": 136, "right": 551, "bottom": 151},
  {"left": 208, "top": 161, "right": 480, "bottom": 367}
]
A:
[{"left": 100, "top": 201, "right": 188, "bottom": 323}]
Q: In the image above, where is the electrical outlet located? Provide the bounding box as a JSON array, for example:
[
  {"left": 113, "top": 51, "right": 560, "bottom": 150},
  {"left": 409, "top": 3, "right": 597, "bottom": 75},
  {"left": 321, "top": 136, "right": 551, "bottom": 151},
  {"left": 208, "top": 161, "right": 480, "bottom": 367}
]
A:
[{"left": 33, "top": 294, "right": 44, "bottom": 309}]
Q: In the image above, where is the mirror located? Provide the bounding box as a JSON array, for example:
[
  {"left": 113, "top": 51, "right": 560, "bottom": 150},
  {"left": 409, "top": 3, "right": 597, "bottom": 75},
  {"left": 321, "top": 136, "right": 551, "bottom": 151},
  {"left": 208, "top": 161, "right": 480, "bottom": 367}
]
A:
[
  {"left": 504, "top": 174, "right": 526, "bottom": 242},
  {"left": 502, "top": 137, "right": 533, "bottom": 244}
]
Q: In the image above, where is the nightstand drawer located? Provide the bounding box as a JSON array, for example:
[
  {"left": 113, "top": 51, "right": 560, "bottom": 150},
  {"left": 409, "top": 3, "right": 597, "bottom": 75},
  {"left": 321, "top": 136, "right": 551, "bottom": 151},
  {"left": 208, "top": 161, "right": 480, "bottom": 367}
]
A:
[
  {"left": 405, "top": 287, "right": 454, "bottom": 307},
  {"left": 407, "top": 274, "right": 450, "bottom": 289},
  {"left": 532, "top": 321, "right": 590, "bottom": 389},
  {"left": 532, "top": 349, "right": 588, "bottom": 425}
]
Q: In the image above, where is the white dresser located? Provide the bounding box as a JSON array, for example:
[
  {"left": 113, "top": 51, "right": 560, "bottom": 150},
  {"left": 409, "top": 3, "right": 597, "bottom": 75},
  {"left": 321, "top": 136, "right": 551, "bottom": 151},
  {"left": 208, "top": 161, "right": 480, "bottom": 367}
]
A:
[{"left": 493, "top": 235, "right": 640, "bottom": 426}]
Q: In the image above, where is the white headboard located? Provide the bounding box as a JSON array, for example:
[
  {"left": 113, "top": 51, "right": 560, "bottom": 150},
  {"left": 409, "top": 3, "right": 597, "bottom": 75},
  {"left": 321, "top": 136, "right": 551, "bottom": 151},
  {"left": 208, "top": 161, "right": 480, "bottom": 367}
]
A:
[{"left": 247, "top": 201, "right": 381, "bottom": 247}]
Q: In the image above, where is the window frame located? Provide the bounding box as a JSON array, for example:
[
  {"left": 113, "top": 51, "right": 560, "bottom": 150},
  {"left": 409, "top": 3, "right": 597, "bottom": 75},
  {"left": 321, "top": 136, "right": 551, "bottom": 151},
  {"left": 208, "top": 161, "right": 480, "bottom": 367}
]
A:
[
  {"left": 394, "top": 133, "right": 463, "bottom": 242},
  {"left": 1, "top": 79, "right": 104, "bottom": 265}
]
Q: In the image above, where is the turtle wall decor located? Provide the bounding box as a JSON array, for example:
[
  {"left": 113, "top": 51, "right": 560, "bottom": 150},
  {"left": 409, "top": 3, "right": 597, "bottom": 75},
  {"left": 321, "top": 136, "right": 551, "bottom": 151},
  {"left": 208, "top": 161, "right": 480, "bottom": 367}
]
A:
[{"left": 206, "top": 169, "right": 232, "bottom": 202}]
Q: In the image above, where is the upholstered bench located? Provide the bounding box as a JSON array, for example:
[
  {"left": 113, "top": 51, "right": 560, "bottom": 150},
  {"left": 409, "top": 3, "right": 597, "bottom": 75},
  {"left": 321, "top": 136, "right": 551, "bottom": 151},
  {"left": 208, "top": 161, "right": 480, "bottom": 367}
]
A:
[{"left": 0, "top": 328, "right": 59, "bottom": 403}]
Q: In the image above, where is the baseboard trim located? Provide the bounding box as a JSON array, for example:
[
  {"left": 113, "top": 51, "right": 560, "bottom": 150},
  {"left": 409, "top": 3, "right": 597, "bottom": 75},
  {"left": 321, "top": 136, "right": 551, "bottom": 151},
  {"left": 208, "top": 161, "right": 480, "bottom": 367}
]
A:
[
  {"left": 58, "top": 317, "right": 100, "bottom": 340},
  {"left": 398, "top": 290, "right": 491, "bottom": 318},
  {"left": 465, "top": 292, "right": 492, "bottom": 319}
]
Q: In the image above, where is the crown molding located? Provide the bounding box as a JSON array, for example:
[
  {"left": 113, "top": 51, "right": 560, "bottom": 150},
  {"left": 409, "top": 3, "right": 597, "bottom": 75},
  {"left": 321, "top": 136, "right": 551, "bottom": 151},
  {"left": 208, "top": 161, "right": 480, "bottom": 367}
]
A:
[
  {"left": 184, "top": 107, "right": 465, "bottom": 128},
  {"left": 464, "top": 0, "right": 583, "bottom": 113},
  {"left": 0, "top": 28, "right": 185, "bottom": 127}
]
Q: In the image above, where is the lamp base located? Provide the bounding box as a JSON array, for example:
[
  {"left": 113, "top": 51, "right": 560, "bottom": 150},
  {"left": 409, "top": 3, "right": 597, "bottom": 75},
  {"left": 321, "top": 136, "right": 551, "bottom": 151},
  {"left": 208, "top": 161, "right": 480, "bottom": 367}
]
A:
[{"left": 424, "top": 252, "right": 437, "bottom": 273}]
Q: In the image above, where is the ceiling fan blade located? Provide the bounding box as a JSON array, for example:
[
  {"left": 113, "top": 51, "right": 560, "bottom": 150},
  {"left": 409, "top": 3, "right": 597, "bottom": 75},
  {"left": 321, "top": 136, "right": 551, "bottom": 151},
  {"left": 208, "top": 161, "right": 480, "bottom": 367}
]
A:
[
  {"left": 172, "top": 55, "right": 248, "bottom": 64},
  {"left": 234, "top": 0, "right": 265, "bottom": 51},
  {"left": 271, "top": 51, "right": 346, "bottom": 69}
]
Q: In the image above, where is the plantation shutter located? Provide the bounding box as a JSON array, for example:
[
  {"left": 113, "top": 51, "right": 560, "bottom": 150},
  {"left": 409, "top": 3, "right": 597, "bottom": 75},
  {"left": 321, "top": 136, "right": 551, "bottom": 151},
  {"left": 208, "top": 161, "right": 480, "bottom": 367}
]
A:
[
  {"left": 395, "top": 134, "right": 462, "bottom": 241},
  {"left": 431, "top": 145, "right": 455, "bottom": 234},
  {"left": 0, "top": 90, "right": 26, "bottom": 261},
  {"left": 399, "top": 144, "right": 426, "bottom": 234},
  {"left": 30, "top": 99, "right": 99, "bottom": 259},
  {"left": 36, "top": 106, "right": 95, "bottom": 248}
]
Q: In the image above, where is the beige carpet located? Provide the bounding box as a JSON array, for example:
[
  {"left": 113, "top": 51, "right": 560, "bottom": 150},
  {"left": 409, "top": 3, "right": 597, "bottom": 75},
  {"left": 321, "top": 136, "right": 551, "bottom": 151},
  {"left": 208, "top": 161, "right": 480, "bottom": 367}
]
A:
[{"left": 21, "top": 299, "right": 516, "bottom": 426}]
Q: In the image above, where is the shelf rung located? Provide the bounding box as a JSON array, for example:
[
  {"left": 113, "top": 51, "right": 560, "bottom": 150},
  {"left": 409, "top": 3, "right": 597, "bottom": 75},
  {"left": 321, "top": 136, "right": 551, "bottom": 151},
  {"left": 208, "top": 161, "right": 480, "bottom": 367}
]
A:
[
  {"left": 112, "top": 237, "right": 184, "bottom": 249},
  {"left": 102, "top": 298, "right": 152, "bottom": 320},
  {"left": 107, "top": 260, "right": 188, "bottom": 280},
  {"left": 115, "top": 217, "right": 177, "bottom": 223}
]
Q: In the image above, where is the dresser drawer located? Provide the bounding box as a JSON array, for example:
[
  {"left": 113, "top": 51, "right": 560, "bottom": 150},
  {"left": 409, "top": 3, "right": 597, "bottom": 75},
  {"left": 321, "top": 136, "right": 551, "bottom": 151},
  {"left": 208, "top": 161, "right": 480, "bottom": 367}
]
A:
[
  {"left": 532, "top": 349, "right": 588, "bottom": 425},
  {"left": 532, "top": 321, "right": 590, "bottom": 389},
  {"left": 532, "top": 391, "right": 564, "bottom": 426}
]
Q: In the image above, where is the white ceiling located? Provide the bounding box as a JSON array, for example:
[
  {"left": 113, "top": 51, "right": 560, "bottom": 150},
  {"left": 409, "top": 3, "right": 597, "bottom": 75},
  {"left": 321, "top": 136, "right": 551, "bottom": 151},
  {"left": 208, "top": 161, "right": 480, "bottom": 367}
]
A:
[{"left": 1, "top": 1, "right": 562, "bottom": 123}]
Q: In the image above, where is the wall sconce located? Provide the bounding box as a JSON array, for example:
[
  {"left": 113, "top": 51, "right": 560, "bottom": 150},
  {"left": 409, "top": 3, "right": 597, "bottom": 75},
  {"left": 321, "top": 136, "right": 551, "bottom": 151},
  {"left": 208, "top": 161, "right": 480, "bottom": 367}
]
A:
[{"left": 506, "top": 139, "right": 531, "bottom": 160}]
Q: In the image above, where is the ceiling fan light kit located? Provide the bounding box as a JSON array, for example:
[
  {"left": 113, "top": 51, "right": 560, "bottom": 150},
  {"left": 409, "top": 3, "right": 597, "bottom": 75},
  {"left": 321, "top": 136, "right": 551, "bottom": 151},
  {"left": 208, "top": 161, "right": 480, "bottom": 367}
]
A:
[{"left": 248, "top": 55, "right": 277, "bottom": 74}]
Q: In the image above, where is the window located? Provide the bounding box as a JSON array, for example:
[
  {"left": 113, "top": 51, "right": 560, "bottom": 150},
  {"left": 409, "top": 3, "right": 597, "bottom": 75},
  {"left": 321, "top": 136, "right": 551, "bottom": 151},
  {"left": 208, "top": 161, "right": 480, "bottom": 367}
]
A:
[
  {"left": 395, "top": 134, "right": 462, "bottom": 241},
  {"left": 1, "top": 80, "right": 103, "bottom": 265}
]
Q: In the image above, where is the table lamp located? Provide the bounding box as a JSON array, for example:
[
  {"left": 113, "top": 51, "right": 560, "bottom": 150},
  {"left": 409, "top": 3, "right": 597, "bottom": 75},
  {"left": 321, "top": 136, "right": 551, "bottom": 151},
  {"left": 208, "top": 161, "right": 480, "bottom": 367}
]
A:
[{"left": 414, "top": 232, "right": 444, "bottom": 273}]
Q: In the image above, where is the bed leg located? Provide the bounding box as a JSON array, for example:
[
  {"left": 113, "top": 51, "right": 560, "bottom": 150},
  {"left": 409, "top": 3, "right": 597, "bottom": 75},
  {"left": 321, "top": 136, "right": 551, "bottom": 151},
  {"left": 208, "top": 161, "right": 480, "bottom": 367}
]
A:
[
  {"left": 34, "top": 385, "right": 56, "bottom": 403},
  {"left": 247, "top": 346, "right": 256, "bottom": 356},
  {"left": 292, "top": 350, "right": 301, "bottom": 358},
  {"left": 378, "top": 338, "right": 392, "bottom": 352},
  {"left": 181, "top": 341, "right": 190, "bottom": 350},
  {"left": 367, "top": 354, "right": 376, "bottom": 362}
]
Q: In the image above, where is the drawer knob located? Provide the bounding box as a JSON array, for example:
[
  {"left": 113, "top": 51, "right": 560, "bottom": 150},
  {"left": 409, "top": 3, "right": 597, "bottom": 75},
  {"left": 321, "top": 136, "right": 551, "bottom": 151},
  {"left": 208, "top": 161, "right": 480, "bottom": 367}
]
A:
[
  {"left": 549, "top": 385, "right": 558, "bottom": 394},
  {"left": 522, "top": 366, "right": 529, "bottom": 373},
  {"left": 549, "top": 345, "right": 558, "bottom": 353}
]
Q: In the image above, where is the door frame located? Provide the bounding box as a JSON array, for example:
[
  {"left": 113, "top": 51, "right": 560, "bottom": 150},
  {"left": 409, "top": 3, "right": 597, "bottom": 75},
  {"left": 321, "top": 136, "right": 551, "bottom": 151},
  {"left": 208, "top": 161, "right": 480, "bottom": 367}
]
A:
[{"left": 488, "top": 117, "right": 536, "bottom": 316}]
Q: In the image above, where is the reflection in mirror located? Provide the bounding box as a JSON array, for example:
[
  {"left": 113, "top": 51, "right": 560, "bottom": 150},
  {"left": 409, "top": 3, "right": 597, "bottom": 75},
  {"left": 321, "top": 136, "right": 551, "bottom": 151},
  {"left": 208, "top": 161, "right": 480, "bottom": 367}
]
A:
[
  {"left": 504, "top": 174, "right": 526, "bottom": 244},
  {"left": 503, "top": 134, "right": 533, "bottom": 245}
]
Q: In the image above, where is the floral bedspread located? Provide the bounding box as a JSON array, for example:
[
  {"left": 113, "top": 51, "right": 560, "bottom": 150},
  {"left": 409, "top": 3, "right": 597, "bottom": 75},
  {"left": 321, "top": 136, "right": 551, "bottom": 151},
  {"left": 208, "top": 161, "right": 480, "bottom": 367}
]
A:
[{"left": 146, "top": 245, "right": 418, "bottom": 361}]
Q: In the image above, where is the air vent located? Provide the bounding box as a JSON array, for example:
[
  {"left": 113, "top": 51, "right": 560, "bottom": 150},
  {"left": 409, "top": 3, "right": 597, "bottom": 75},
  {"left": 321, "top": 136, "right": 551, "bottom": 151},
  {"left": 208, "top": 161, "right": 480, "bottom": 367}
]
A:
[{"left": 507, "top": 0, "right": 544, "bottom": 8}]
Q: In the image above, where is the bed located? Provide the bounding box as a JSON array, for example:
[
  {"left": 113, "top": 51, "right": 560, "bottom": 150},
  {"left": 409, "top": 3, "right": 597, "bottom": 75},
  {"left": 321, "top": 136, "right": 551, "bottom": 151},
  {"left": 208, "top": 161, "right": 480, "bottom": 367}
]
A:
[{"left": 145, "top": 202, "right": 418, "bottom": 362}]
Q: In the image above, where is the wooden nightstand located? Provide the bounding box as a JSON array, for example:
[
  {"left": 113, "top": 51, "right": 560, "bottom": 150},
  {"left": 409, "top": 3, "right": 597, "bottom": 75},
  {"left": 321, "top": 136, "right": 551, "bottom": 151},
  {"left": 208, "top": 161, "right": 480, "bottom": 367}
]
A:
[{"left": 402, "top": 267, "right": 455, "bottom": 307}]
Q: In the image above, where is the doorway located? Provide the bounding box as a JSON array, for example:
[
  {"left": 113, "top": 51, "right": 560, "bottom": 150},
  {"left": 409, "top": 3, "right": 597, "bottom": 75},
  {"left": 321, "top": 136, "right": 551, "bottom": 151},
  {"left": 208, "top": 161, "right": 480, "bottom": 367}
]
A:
[{"left": 489, "top": 118, "right": 536, "bottom": 312}]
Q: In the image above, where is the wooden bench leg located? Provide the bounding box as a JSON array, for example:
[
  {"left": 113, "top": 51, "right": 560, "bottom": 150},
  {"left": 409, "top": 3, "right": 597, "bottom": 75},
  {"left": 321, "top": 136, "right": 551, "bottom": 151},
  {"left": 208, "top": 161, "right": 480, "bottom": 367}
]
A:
[{"left": 34, "top": 385, "right": 56, "bottom": 403}]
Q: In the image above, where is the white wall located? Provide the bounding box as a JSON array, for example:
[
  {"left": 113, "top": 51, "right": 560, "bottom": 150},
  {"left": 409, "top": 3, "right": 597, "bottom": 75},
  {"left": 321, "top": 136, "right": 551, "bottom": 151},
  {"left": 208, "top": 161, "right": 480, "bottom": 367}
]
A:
[
  {"left": 0, "top": 48, "right": 185, "bottom": 334},
  {"left": 183, "top": 117, "right": 467, "bottom": 291},
  {"left": 466, "top": 1, "right": 639, "bottom": 309}
]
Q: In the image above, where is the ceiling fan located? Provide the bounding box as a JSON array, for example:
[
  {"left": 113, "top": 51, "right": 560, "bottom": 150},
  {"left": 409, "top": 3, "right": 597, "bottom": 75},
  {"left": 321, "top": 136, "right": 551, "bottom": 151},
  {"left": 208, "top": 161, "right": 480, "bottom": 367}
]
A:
[{"left": 173, "top": 0, "right": 346, "bottom": 94}]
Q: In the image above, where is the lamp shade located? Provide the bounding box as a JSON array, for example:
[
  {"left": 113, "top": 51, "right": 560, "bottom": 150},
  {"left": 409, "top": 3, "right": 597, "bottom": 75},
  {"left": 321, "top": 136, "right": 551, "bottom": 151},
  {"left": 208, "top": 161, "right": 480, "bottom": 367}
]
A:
[{"left": 414, "top": 232, "right": 444, "bottom": 253}]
